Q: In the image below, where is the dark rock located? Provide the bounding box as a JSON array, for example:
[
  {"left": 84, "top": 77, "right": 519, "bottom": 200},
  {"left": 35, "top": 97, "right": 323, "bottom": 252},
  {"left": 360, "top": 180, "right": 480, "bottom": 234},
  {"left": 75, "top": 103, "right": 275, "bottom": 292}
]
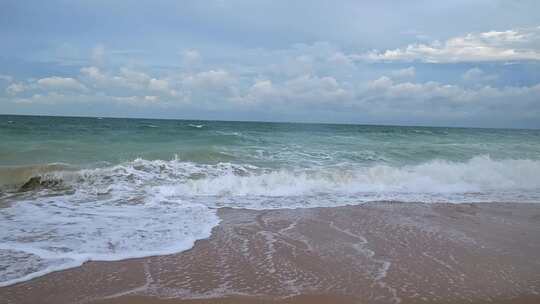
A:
[
  {"left": 18, "top": 176, "right": 62, "bottom": 192},
  {"left": 41, "top": 179, "right": 61, "bottom": 188},
  {"left": 19, "top": 176, "right": 42, "bottom": 192}
]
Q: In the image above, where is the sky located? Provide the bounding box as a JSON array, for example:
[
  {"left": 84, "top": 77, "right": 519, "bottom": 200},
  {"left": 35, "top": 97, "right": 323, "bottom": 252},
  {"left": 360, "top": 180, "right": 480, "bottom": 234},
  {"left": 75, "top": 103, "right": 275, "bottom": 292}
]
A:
[{"left": 1, "top": 0, "right": 540, "bottom": 128}]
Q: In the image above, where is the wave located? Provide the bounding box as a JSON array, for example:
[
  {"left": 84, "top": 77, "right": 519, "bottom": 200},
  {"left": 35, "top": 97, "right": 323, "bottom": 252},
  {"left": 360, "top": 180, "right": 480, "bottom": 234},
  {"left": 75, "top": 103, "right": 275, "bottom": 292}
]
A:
[
  {"left": 140, "top": 124, "right": 159, "bottom": 128},
  {"left": 1, "top": 155, "right": 540, "bottom": 287},
  {"left": 0, "top": 163, "right": 75, "bottom": 188},
  {"left": 152, "top": 155, "right": 540, "bottom": 205},
  {"left": 6, "top": 155, "right": 540, "bottom": 203}
]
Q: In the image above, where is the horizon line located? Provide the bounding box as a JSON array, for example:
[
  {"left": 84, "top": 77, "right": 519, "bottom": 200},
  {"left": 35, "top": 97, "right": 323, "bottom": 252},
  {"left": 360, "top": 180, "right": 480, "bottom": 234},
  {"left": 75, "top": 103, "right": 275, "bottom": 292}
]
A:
[{"left": 0, "top": 113, "right": 537, "bottom": 131}]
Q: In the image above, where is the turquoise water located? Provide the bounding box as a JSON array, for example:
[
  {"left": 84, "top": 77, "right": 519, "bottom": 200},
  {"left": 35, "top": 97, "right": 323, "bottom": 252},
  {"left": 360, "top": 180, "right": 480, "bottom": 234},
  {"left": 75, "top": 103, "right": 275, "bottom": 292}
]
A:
[
  {"left": 2, "top": 115, "right": 540, "bottom": 167},
  {"left": 1, "top": 114, "right": 540, "bottom": 286}
]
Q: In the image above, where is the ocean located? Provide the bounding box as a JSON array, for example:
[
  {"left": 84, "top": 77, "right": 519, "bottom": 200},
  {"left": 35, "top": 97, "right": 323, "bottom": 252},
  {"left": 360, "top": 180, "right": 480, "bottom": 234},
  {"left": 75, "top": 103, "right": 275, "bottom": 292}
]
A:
[{"left": 1, "top": 114, "right": 540, "bottom": 287}]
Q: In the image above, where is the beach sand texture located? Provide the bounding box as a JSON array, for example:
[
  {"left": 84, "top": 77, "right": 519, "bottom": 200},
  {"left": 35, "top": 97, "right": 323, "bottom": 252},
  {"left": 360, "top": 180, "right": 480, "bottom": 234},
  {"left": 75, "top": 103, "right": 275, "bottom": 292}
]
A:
[{"left": 1, "top": 202, "right": 540, "bottom": 304}]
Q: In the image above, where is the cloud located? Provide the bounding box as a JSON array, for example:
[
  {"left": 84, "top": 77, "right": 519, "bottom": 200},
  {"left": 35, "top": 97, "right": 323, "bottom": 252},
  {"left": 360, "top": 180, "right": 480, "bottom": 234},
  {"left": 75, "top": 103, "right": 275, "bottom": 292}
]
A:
[
  {"left": 80, "top": 66, "right": 107, "bottom": 82},
  {"left": 148, "top": 78, "right": 170, "bottom": 92},
  {"left": 91, "top": 44, "right": 106, "bottom": 65},
  {"left": 367, "top": 76, "right": 393, "bottom": 90},
  {"left": 12, "top": 92, "right": 66, "bottom": 105},
  {"left": 236, "top": 74, "right": 351, "bottom": 106},
  {"left": 181, "top": 49, "right": 202, "bottom": 67},
  {"left": 183, "top": 69, "right": 235, "bottom": 90},
  {"left": 80, "top": 66, "right": 176, "bottom": 96},
  {"left": 112, "top": 95, "right": 161, "bottom": 107},
  {"left": 37, "top": 76, "right": 87, "bottom": 91},
  {"left": 365, "top": 77, "right": 468, "bottom": 101},
  {"left": 81, "top": 66, "right": 238, "bottom": 105},
  {"left": 3, "top": 36, "right": 540, "bottom": 128},
  {"left": 6, "top": 75, "right": 89, "bottom": 96},
  {"left": 285, "top": 75, "right": 350, "bottom": 103},
  {"left": 238, "top": 79, "right": 278, "bottom": 104},
  {"left": 363, "top": 27, "right": 540, "bottom": 63},
  {"left": 5, "top": 65, "right": 540, "bottom": 127},
  {"left": 362, "top": 76, "right": 540, "bottom": 114},
  {"left": 115, "top": 68, "right": 152, "bottom": 89},
  {"left": 462, "top": 68, "right": 498, "bottom": 83},
  {"left": 0, "top": 75, "right": 13, "bottom": 82},
  {"left": 6, "top": 83, "right": 27, "bottom": 95},
  {"left": 390, "top": 67, "right": 415, "bottom": 79},
  {"left": 328, "top": 52, "right": 354, "bottom": 67},
  {"left": 2, "top": 1, "right": 540, "bottom": 127}
]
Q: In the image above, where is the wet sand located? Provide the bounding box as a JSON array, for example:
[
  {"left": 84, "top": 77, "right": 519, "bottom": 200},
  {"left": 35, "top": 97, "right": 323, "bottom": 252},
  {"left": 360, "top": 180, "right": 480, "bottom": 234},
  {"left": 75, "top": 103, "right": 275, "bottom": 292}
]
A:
[{"left": 2, "top": 202, "right": 540, "bottom": 304}]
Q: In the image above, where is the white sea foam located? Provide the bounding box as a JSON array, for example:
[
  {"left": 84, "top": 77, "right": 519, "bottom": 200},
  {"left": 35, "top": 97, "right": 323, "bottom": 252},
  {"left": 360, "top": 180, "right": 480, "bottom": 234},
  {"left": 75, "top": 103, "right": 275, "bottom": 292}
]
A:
[
  {"left": 9, "top": 155, "right": 540, "bottom": 204},
  {"left": 76, "top": 155, "right": 540, "bottom": 204},
  {"left": 0, "top": 188, "right": 219, "bottom": 287},
  {"left": 1, "top": 155, "right": 540, "bottom": 286}
]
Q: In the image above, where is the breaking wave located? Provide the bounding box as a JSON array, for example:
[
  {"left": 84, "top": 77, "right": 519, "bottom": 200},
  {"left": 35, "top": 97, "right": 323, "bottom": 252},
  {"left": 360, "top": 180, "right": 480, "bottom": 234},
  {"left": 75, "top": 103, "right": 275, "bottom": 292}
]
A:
[
  {"left": 5, "top": 155, "right": 540, "bottom": 203},
  {"left": 1, "top": 155, "right": 540, "bottom": 287}
]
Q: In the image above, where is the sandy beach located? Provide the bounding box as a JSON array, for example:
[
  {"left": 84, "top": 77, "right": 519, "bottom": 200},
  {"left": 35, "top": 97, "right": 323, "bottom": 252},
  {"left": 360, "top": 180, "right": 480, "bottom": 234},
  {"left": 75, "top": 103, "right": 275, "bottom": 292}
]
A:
[{"left": 1, "top": 202, "right": 540, "bottom": 304}]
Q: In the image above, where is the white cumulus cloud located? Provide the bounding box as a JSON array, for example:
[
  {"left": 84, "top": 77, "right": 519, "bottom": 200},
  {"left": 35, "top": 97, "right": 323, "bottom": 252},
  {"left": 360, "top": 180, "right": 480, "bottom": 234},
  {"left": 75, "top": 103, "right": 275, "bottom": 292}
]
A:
[
  {"left": 363, "top": 27, "right": 540, "bottom": 63},
  {"left": 6, "top": 83, "right": 27, "bottom": 95},
  {"left": 37, "top": 77, "right": 87, "bottom": 91},
  {"left": 236, "top": 74, "right": 351, "bottom": 105},
  {"left": 390, "top": 67, "right": 416, "bottom": 79},
  {"left": 183, "top": 69, "right": 235, "bottom": 89},
  {"left": 181, "top": 49, "right": 202, "bottom": 67},
  {"left": 462, "top": 68, "right": 498, "bottom": 83}
]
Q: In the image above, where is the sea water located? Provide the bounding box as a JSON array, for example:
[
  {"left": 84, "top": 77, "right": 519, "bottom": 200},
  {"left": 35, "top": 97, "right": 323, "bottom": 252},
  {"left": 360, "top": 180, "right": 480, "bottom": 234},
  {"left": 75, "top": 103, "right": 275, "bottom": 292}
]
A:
[{"left": 1, "top": 115, "right": 539, "bottom": 286}]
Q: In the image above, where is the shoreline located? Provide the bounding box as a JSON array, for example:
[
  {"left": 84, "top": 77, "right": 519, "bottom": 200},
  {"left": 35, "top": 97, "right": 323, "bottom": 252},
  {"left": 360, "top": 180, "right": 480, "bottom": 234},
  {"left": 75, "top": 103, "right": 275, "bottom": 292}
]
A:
[{"left": 2, "top": 202, "right": 540, "bottom": 303}]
